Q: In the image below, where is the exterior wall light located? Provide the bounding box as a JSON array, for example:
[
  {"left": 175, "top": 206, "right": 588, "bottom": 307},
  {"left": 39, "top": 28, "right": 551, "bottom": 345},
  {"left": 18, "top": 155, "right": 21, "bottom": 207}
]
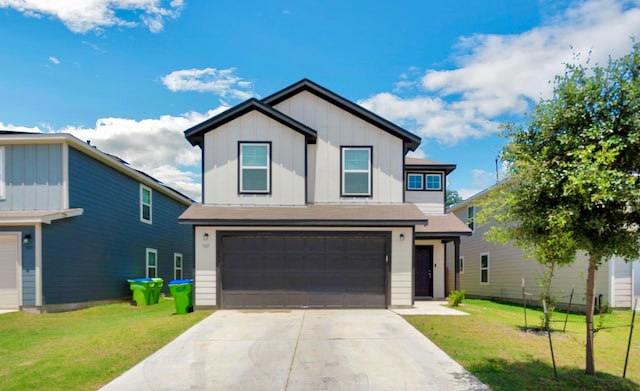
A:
[
  {"left": 203, "top": 233, "right": 209, "bottom": 241},
  {"left": 399, "top": 233, "right": 405, "bottom": 241},
  {"left": 23, "top": 234, "right": 32, "bottom": 245}
]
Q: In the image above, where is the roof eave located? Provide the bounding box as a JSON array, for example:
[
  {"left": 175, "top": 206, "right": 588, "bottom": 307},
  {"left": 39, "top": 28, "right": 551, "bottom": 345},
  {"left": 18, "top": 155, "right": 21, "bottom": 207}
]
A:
[
  {"left": 180, "top": 218, "right": 428, "bottom": 227},
  {"left": 184, "top": 98, "right": 318, "bottom": 148}
]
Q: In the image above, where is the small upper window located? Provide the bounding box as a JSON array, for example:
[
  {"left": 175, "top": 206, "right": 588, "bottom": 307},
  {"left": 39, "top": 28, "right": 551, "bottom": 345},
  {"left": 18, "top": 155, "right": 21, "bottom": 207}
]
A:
[
  {"left": 342, "top": 147, "right": 372, "bottom": 196},
  {"left": 140, "top": 185, "right": 152, "bottom": 224},
  {"left": 425, "top": 174, "right": 442, "bottom": 190},
  {"left": 467, "top": 206, "right": 475, "bottom": 230},
  {"left": 239, "top": 143, "right": 270, "bottom": 193},
  {"left": 407, "top": 173, "right": 423, "bottom": 190}
]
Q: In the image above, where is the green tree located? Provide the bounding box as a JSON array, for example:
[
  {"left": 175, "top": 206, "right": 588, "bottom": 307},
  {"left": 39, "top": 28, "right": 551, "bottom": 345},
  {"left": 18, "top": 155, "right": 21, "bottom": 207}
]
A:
[
  {"left": 480, "top": 42, "right": 640, "bottom": 375},
  {"left": 446, "top": 189, "right": 463, "bottom": 208}
]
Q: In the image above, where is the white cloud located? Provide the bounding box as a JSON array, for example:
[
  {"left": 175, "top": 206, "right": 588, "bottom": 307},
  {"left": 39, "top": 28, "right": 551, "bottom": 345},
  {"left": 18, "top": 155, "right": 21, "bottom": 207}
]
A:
[
  {"left": 361, "top": 0, "right": 640, "bottom": 144},
  {"left": 0, "top": 0, "right": 184, "bottom": 33},
  {"left": 161, "top": 67, "right": 256, "bottom": 101},
  {"left": 471, "top": 169, "right": 495, "bottom": 187},
  {"left": 48, "top": 56, "right": 60, "bottom": 64}
]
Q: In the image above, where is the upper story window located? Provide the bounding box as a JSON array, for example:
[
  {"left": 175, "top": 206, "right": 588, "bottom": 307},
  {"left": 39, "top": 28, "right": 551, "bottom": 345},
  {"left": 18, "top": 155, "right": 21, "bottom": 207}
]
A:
[
  {"left": 407, "top": 173, "right": 423, "bottom": 190},
  {"left": 467, "top": 206, "right": 475, "bottom": 230},
  {"left": 239, "top": 142, "right": 271, "bottom": 194},
  {"left": 406, "top": 172, "right": 443, "bottom": 191},
  {"left": 140, "top": 185, "right": 152, "bottom": 224},
  {"left": 342, "top": 146, "right": 372, "bottom": 197},
  {"left": 425, "top": 174, "right": 442, "bottom": 190},
  {"left": 0, "top": 146, "right": 5, "bottom": 200}
]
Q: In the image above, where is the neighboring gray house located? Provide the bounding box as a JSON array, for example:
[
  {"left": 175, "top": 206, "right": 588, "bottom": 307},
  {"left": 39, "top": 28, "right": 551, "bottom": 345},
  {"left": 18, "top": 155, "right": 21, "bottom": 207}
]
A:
[
  {"left": 0, "top": 132, "right": 194, "bottom": 312},
  {"left": 179, "top": 79, "right": 471, "bottom": 309},
  {"left": 447, "top": 189, "right": 640, "bottom": 310}
]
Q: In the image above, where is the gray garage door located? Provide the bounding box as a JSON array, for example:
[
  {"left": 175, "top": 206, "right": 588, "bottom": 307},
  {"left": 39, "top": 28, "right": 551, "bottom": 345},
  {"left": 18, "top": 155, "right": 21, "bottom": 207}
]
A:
[{"left": 219, "top": 232, "right": 388, "bottom": 309}]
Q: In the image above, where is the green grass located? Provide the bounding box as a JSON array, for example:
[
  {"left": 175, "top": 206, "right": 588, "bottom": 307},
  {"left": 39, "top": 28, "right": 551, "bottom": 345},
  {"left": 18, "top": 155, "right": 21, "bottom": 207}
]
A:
[
  {"left": 0, "top": 299, "right": 213, "bottom": 391},
  {"left": 405, "top": 299, "right": 640, "bottom": 391}
]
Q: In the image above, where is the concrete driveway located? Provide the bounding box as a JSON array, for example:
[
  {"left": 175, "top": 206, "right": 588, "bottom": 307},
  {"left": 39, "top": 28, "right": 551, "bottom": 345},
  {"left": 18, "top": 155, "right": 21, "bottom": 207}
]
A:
[{"left": 100, "top": 309, "right": 489, "bottom": 391}]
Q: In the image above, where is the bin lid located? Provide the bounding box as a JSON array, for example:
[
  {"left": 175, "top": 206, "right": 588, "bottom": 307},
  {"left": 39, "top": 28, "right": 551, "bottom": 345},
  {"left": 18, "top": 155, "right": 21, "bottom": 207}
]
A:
[
  {"left": 128, "top": 278, "right": 153, "bottom": 282},
  {"left": 169, "top": 279, "right": 193, "bottom": 285}
]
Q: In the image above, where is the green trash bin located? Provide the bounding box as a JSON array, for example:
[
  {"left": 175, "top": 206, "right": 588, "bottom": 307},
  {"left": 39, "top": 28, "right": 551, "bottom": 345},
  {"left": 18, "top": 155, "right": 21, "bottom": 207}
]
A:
[
  {"left": 168, "top": 279, "right": 193, "bottom": 314},
  {"left": 149, "top": 278, "right": 164, "bottom": 304},
  {"left": 127, "top": 278, "right": 153, "bottom": 306}
]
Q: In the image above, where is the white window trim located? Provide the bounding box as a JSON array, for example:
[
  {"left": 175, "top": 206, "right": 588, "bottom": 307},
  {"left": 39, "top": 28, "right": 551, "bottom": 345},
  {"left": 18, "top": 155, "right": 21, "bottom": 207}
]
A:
[
  {"left": 146, "top": 248, "right": 158, "bottom": 278},
  {"left": 239, "top": 142, "right": 271, "bottom": 194},
  {"left": 459, "top": 256, "right": 465, "bottom": 274},
  {"left": 480, "top": 252, "right": 490, "bottom": 285},
  {"left": 174, "top": 252, "right": 183, "bottom": 280},
  {"left": 140, "top": 184, "right": 152, "bottom": 224},
  {"left": 0, "top": 146, "right": 5, "bottom": 200},
  {"left": 407, "top": 173, "right": 423, "bottom": 190},
  {"left": 341, "top": 147, "right": 372, "bottom": 196},
  {"left": 425, "top": 173, "right": 443, "bottom": 191},
  {"left": 467, "top": 206, "right": 475, "bottom": 231}
]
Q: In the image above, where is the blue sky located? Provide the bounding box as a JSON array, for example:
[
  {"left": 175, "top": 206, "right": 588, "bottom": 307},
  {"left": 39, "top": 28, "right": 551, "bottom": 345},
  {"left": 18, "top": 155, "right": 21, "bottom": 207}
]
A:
[{"left": 1, "top": 0, "right": 639, "bottom": 201}]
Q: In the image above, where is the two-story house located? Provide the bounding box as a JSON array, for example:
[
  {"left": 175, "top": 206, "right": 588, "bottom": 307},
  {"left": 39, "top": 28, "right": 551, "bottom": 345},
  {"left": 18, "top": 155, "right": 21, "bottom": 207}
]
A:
[
  {"left": 0, "top": 132, "right": 194, "bottom": 312},
  {"left": 180, "top": 79, "right": 471, "bottom": 309},
  {"left": 447, "top": 190, "right": 639, "bottom": 310}
]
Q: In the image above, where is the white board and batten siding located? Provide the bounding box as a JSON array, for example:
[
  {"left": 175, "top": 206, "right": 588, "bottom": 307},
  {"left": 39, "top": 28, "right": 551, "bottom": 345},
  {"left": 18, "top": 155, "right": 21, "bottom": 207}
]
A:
[
  {"left": 194, "top": 226, "right": 414, "bottom": 308},
  {"left": 273, "top": 91, "right": 405, "bottom": 204},
  {"left": 203, "top": 110, "right": 307, "bottom": 206}
]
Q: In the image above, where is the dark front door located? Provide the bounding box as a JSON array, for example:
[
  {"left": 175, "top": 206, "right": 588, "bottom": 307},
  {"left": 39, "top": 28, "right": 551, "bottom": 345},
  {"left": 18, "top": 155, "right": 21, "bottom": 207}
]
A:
[
  {"left": 415, "top": 245, "right": 433, "bottom": 297},
  {"left": 219, "top": 232, "right": 389, "bottom": 309}
]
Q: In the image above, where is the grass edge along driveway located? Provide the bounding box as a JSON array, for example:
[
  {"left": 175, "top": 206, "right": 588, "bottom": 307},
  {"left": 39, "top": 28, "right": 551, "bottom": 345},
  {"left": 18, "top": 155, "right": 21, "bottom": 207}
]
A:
[
  {"left": 0, "top": 299, "right": 213, "bottom": 391},
  {"left": 405, "top": 299, "right": 640, "bottom": 391}
]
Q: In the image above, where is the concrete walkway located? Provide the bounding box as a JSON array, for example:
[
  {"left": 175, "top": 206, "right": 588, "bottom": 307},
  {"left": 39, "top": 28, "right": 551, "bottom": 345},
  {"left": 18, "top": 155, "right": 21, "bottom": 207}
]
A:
[
  {"left": 391, "top": 300, "right": 470, "bottom": 316},
  {"left": 101, "top": 309, "right": 488, "bottom": 391}
]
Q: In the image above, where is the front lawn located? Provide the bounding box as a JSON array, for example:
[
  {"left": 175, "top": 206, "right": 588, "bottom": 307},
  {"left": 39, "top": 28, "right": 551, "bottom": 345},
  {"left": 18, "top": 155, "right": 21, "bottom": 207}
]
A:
[
  {"left": 405, "top": 299, "right": 640, "bottom": 391},
  {"left": 0, "top": 299, "right": 213, "bottom": 391}
]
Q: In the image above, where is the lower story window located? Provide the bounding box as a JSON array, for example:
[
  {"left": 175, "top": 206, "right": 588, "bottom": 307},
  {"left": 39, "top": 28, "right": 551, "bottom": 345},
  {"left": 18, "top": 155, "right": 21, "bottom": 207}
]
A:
[
  {"left": 174, "top": 253, "right": 183, "bottom": 280},
  {"left": 146, "top": 248, "right": 158, "bottom": 278},
  {"left": 480, "top": 253, "right": 489, "bottom": 284}
]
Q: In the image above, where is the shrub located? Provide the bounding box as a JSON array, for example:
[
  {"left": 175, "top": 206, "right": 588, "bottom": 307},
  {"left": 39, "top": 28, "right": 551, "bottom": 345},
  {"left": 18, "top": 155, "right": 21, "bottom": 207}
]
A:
[{"left": 447, "top": 289, "right": 465, "bottom": 307}]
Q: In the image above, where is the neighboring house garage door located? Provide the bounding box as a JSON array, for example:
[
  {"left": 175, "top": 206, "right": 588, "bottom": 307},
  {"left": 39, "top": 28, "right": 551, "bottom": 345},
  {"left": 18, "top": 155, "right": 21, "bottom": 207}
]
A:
[
  {"left": 219, "top": 232, "right": 389, "bottom": 309},
  {"left": 0, "top": 233, "right": 20, "bottom": 310}
]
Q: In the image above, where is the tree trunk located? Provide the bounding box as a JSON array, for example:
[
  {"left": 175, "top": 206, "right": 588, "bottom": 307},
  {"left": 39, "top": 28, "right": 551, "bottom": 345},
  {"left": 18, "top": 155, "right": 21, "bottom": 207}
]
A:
[{"left": 585, "top": 255, "right": 598, "bottom": 375}]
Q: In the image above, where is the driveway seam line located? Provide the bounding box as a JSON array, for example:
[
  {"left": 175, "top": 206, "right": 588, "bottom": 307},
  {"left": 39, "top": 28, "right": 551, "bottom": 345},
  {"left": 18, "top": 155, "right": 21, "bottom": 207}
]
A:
[{"left": 283, "top": 309, "right": 305, "bottom": 391}]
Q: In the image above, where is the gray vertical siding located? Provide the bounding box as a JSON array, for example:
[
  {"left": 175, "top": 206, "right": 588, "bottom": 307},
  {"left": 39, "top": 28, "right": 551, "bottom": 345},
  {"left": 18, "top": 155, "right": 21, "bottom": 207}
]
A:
[
  {"left": 0, "top": 226, "right": 36, "bottom": 306},
  {"left": 40, "top": 146, "right": 193, "bottom": 305},
  {"left": 1, "top": 144, "right": 64, "bottom": 211}
]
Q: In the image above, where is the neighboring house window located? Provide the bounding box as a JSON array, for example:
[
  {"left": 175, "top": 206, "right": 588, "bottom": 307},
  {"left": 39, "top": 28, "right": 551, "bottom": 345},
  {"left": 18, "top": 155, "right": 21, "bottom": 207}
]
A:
[
  {"left": 459, "top": 256, "right": 465, "bottom": 274},
  {"left": 140, "top": 185, "right": 152, "bottom": 224},
  {"left": 425, "top": 174, "right": 442, "bottom": 191},
  {"left": 174, "top": 253, "right": 183, "bottom": 280},
  {"left": 239, "top": 142, "right": 271, "bottom": 193},
  {"left": 0, "top": 146, "right": 4, "bottom": 199},
  {"left": 480, "top": 252, "right": 489, "bottom": 284},
  {"left": 467, "top": 206, "right": 475, "bottom": 230},
  {"left": 146, "top": 248, "right": 158, "bottom": 278},
  {"left": 342, "top": 147, "right": 372, "bottom": 196},
  {"left": 407, "top": 173, "right": 423, "bottom": 190}
]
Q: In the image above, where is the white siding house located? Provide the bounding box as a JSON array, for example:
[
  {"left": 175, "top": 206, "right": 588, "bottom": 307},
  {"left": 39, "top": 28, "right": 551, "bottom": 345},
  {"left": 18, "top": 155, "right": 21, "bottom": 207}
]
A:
[{"left": 181, "top": 79, "right": 471, "bottom": 309}]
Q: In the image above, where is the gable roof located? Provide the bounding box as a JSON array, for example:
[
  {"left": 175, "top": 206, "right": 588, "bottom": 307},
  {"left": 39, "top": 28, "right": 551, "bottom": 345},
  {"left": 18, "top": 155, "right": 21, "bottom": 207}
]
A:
[
  {"left": 405, "top": 157, "right": 456, "bottom": 175},
  {"left": 262, "top": 79, "right": 421, "bottom": 153},
  {"left": 184, "top": 98, "right": 318, "bottom": 148}
]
